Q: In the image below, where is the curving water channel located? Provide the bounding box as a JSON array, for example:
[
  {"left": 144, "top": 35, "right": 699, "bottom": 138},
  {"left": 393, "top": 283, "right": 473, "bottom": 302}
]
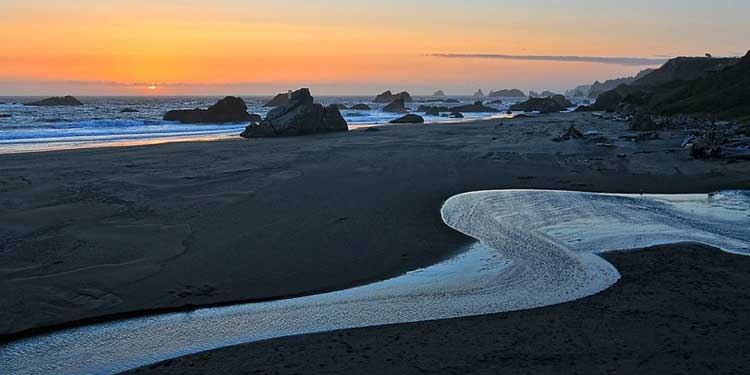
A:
[{"left": 1, "top": 190, "right": 749, "bottom": 375}]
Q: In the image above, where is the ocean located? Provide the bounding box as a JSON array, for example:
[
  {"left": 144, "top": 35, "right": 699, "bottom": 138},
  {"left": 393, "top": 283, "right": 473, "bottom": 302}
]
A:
[{"left": 0, "top": 95, "right": 530, "bottom": 153}]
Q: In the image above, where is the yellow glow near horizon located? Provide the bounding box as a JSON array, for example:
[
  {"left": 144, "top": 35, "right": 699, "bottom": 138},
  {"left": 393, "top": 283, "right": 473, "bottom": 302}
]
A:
[{"left": 1, "top": 1, "right": 747, "bottom": 95}]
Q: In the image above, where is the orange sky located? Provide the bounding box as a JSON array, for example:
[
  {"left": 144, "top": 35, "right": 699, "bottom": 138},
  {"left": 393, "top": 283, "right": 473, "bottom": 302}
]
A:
[{"left": 1, "top": 1, "right": 748, "bottom": 95}]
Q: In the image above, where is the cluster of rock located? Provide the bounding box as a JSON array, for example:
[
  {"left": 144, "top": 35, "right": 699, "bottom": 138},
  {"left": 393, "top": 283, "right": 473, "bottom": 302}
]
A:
[
  {"left": 164, "top": 96, "right": 257, "bottom": 123},
  {"left": 24, "top": 96, "right": 83, "bottom": 106},
  {"left": 682, "top": 124, "right": 750, "bottom": 160},
  {"left": 529, "top": 91, "right": 560, "bottom": 98},
  {"left": 374, "top": 90, "right": 412, "bottom": 103},
  {"left": 433, "top": 90, "right": 446, "bottom": 97},
  {"left": 509, "top": 95, "right": 573, "bottom": 113},
  {"left": 417, "top": 101, "right": 498, "bottom": 115},
  {"left": 449, "top": 101, "right": 499, "bottom": 113},
  {"left": 488, "top": 89, "right": 525, "bottom": 98},
  {"left": 240, "top": 88, "right": 348, "bottom": 138}
]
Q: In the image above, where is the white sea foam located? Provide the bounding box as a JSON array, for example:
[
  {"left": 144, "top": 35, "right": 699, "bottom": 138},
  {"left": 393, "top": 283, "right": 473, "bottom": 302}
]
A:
[
  {"left": 1, "top": 190, "right": 747, "bottom": 375},
  {"left": 0, "top": 96, "right": 524, "bottom": 153}
]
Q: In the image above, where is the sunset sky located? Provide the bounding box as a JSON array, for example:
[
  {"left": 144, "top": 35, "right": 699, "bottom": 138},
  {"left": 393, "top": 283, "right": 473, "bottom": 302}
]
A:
[{"left": 1, "top": 0, "right": 748, "bottom": 95}]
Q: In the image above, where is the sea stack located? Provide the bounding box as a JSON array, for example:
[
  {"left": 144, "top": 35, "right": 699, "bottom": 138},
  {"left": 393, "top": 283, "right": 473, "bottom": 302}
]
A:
[
  {"left": 509, "top": 95, "right": 573, "bottom": 114},
  {"left": 374, "top": 90, "right": 413, "bottom": 103},
  {"left": 241, "top": 88, "right": 348, "bottom": 138},
  {"left": 164, "top": 96, "right": 253, "bottom": 123},
  {"left": 383, "top": 99, "right": 408, "bottom": 113},
  {"left": 24, "top": 96, "right": 83, "bottom": 106},
  {"left": 433, "top": 90, "right": 446, "bottom": 97},
  {"left": 473, "top": 89, "right": 485, "bottom": 97},
  {"left": 449, "top": 101, "right": 499, "bottom": 113}
]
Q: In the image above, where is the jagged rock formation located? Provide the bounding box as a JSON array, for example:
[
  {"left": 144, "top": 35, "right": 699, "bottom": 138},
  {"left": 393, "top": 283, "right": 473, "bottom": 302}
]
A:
[
  {"left": 509, "top": 95, "right": 573, "bottom": 114},
  {"left": 241, "top": 88, "right": 348, "bottom": 138},
  {"left": 472, "top": 89, "right": 485, "bottom": 97},
  {"left": 264, "top": 92, "right": 291, "bottom": 107},
  {"left": 383, "top": 99, "right": 408, "bottom": 113},
  {"left": 25, "top": 96, "right": 83, "bottom": 106},
  {"left": 374, "top": 90, "right": 413, "bottom": 103},
  {"left": 164, "top": 97, "right": 252, "bottom": 123}
]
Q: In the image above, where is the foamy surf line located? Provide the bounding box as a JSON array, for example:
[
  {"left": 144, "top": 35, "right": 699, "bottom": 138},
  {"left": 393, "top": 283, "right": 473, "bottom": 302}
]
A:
[{"left": 1, "top": 190, "right": 748, "bottom": 375}]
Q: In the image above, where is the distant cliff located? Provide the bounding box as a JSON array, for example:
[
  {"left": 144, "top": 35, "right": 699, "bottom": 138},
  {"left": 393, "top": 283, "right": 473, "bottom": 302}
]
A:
[{"left": 592, "top": 52, "right": 750, "bottom": 118}]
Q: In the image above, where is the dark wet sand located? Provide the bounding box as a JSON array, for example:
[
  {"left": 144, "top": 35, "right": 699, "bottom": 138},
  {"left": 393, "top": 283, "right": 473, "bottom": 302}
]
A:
[
  {"left": 1, "top": 112, "right": 749, "bottom": 337},
  {"left": 129, "top": 243, "right": 750, "bottom": 375}
]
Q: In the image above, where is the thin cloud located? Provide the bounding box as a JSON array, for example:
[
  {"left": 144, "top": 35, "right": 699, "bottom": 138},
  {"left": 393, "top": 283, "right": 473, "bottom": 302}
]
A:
[{"left": 430, "top": 53, "right": 668, "bottom": 66}]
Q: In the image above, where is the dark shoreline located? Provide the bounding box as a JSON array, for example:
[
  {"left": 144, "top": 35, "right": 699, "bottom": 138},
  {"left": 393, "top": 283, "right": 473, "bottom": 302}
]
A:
[
  {"left": 128, "top": 242, "right": 750, "bottom": 375},
  {"left": 1, "top": 113, "right": 749, "bottom": 339}
]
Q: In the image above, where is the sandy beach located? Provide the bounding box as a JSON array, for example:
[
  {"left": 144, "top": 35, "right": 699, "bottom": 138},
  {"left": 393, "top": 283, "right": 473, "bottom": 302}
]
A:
[
  {"left": 1, "top": 112, "right": 749, "bottom": 339},
  {"left": 128, "top": 243, "right": 750, "bottom": 375}
]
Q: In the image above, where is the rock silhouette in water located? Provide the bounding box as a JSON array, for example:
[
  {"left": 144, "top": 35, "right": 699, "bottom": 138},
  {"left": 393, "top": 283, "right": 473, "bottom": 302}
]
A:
[
  {"left": 120, "top": 108, "right": 140, "bottom": 113},
  {"left": 449, "top": 101, "right": 499, "bottom": 113},
  {"left": 25, "top": 96, "right": 83, "bottom": 106},
  {"left": 164, "top": 97, "right": 253, "bottom": 123},
  {"left": 509, "top": 95, "right": 573, "bottom": 114},
  {"left": 241, "top": 88, "right": 348, "bottom": 138},
  {"left": 383, "top": 99, "right": 408, "bottom": 113},
  {"left": 350, "top": 104, "right": 371, "bottom": 110},
  {"left": 433, "top": 90, "right": 446, "bottom": 97},
  {"left": 473, "top": 89, "right": 485, "bottom": 97},
  {"left": 374, "top": 90, "right": 413, "bottom": 103},
  {"left": 264, "top": 92, "right": 291, "bottom": 107}
]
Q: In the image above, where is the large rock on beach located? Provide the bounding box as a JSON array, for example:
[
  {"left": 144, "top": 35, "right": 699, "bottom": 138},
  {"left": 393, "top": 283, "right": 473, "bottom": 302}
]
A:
[
  {"left": 164, "top": 96, "right": 252, "bottom": 123},
  {"left": 25, "top": 96, "right": 83, "bottom": 106},
  {"left": 390, "top": 114, "right": 424, "bottom": 124},
  {"left": 383, "top": 99, "right": 408, "bottom": 113},
  {"left": 240, "top": 88, "right": 348, "bottom": 138},
  {"left": 374, "top": 90, "right": 413, "bottom": 103}
]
